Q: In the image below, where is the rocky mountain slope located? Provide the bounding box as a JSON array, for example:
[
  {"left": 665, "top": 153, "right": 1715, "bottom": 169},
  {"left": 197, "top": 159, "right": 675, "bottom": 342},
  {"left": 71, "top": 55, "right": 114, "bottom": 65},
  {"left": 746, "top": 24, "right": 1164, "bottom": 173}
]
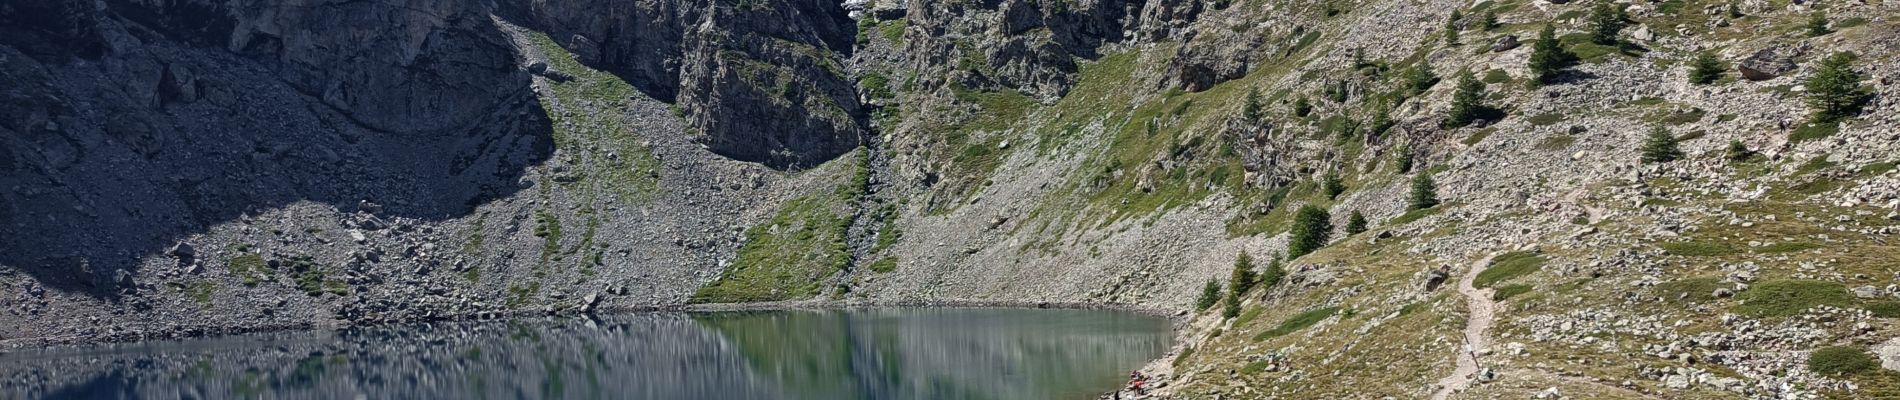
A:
[{"left": 4, "top": 0, "right": 1899, "bottom": 398}]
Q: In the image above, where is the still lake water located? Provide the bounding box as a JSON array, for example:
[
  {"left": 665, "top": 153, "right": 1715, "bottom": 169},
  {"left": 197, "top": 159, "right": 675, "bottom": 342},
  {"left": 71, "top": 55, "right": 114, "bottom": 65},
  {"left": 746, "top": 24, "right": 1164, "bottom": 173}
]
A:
[{"left": 0, "top": 308, "right": 1172, "bottom": 399}]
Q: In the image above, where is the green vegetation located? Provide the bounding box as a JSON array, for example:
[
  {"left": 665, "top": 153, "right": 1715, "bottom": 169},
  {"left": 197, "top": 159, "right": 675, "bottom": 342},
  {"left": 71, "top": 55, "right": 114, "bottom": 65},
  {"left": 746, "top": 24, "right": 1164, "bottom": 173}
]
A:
[
  {"left": 287, "top": 256, "right": 345, "bottom": 297},
  {"left": 1481, "top": 69, "right": 1510, "bottom": 84},
  {"left": 522, "top": 32, "right": 662, "bottom": 203},
  {"left": 1589, "top": 3, "right": 1628, "bottom": 45},
  {"left": 1806, "top": 12, "right": 1830, "bottom": 37},
  {"left": 1474, "top": 251, "right": 1545, "bottom": 288},
  {"left": 1322, "top": 173, "right": 1346, "bottom": 199},
  {"left": 1408, "top": 173, "right": 1440, "bottom": 211},
  {"left": 1198, "top": 279, "right": 1222, "bottom": 312},
  {"left": 1293, "top": 96, "right": 1313, "bottom": 117},
  {"left": 1688, "top": 51, "right": 1724, "bottom": 84},
  {"left": 1866, "top": 301, "right": 1900, "bottom": 318},
  {"left": 1805, "top": 52, "right": 1868, "bottom": 123},
  {"left": 1808, "top": 346, "right": 1877, "bottom": 376},
  {"left": 1725, "top": 140, "right": 1752, "bottom": 162},
  {"left": 1252, "top": 307, "right": 1340, "bottom": 341},
  {"left": 227, "top": 252, "right": 269, "bottom": 286},
  {"left": 1288, "top": 205, "right": 1334, "bottom": 259},
  {"left": 1391, "top": 206, "right": 1442, "bottom": 226},
  {"left": 1641, "top": 126, "right": 1684, "bottom": 163},
  {"left": 1444, "top": 10, "right": 1463, "bottom": 45},
  {"left": 1535, "top": 134, "right": 1576, "bottom": 151},
  {"left": 1493, "top": 284, "right": 1532, "bottom": 301},
  {"left": 867, "top": 257, "right": 897, "bottom": 273},
  {"left": 1222, "top": 289, "right": 1242, "bottom": 319},
  {"left": 1345, "top": 211, "right": 1368, "bottom": 235},
  {"left": 1242, "top": 88, "right": 1265, "bottom": 125},
  {"left": 1444, "top": 70, "right": 1491, "bottom": 128},
  {"left": 1756, "top": 242, "right": 1821, "bottom": 254},
  {"left": 1660, "top": 241, "right": 1734, "bottom": 256},
  {"left": 1258, "top": 255, "right": 1286, "bottom": 294},
  {"left": 1656, "top": 277, "right": 1723, "bottom": 303},
  {"left": 1527, "top": 113, "right": 1565, "bottom": 126},
  {"left": 1401, "top": 61, "right": 1439, "bottom": 97},
  {"left": 1733, "top": 280, "right": 1852, "bottom": 318},
  {"left": 1230, "top": 252, "right": 1259, "bottom": 295},
  {"left": 1478, "top": 9, "right": 1498, "bottom": 31},
  {"left": 692, "top": 158, "right": 865, "bottom": 303}
]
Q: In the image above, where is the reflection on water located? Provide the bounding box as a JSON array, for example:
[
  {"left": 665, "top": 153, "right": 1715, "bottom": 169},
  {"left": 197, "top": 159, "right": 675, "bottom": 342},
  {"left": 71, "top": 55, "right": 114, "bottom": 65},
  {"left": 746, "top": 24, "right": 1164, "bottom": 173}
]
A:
[{"left": 0, "top": 308, "right": 1171, "bottom": 399}]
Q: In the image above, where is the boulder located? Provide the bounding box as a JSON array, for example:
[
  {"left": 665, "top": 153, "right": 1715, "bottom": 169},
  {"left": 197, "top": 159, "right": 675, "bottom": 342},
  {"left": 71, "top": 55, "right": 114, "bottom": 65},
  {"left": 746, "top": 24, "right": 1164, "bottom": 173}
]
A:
[
  {"left": 1737, "top": 48, "right": 1795, "bottom": 81},
  {"left": 1491, "top": 35, "right": 1520, "bottom": 53}
]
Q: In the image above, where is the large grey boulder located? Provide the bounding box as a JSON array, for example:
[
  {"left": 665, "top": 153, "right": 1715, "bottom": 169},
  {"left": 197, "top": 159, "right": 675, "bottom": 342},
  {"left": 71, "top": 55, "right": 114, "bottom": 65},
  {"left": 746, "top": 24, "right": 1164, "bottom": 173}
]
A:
[{"left": 1737, "top": 47, "right": 1796, "bottom": 81}]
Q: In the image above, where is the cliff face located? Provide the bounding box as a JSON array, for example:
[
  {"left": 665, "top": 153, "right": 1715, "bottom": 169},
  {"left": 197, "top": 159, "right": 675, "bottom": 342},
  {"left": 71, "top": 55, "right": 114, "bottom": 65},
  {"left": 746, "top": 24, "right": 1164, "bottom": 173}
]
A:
[{"left": 8, "top": 0, "right": 1900, "bottom": 398}]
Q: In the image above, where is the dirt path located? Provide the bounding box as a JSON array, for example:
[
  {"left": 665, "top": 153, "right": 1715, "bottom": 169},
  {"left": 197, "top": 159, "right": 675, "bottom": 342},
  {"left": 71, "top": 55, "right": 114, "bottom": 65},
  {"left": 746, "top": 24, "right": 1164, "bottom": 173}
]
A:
[
  {"left": 1563, "top": 187, "right": 1607, "bottom": 224},
  {"left": 1431, "top": 252, "right": 1502, "bottom": 400}
]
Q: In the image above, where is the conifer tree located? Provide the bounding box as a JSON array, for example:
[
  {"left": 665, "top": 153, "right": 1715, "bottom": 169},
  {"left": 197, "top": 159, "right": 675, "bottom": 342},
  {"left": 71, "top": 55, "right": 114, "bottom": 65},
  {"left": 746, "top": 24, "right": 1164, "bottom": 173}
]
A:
[
  {"left": 1243, "top": 88, "right": 1265, "bottom": 125},
  {"left": 1221, "top": 288, "right": 1242, "bottom": 319},
  {"left": 1725, "top": 140, "right": 1752, "bottom": 162},
  {"left": 1589, "top": 3, "right": 1627, "bottom": 45},
  {"left": 1346, "top": 210, "right": 1368, "bottom": 235},
  {"left": 1445, "top": 70, "right": 1488, "bottom": 127},
  {"left": 1445, "top": 10, "right": 1463, "bottom": 45},
  {"left": 1479, "top": 9, "right": 1499, "bottom": 31},
  {"left": 1396, "top": 143, "right": 1416, "bottom": 173},
  {"left": 1408, "top": 173, "right": 1439, "bottom": 211},
  {"left": 1197, "top": 279, "right": 1221, "bottom": 312},
  {"left": 1323, "top": 172, "right": 1346, "bottom": 199},
  {"left": 1688, "top": 51, "right": 1724, "bottom": 85},
  {"left": 1806, "top": 52, "right": 1868, "bottom": 123},
  {"left": 1640, "top": 126, "right": 1684, "bottom": 164},
  {"left": 1806, "top": 12, "right": 1830, "bottom": 37},
  {"left": 1293, "top": 96, "right": 1313, "bottom": 117},
  {"left": 1528, "top": 24, "right": 1575, "bottom": 85},
  {"left": 1259, "top": 254, "right": 1286, "bottom": 294},
  {"left": 1288, "top": 205, "right": 1334, "bottom": 259},
  {"left": 1403, "top": 60, "right": 1439, "bottom": 96},
  {"left": 1230, "top": 252, "right": 1258, "bottom": 295}
]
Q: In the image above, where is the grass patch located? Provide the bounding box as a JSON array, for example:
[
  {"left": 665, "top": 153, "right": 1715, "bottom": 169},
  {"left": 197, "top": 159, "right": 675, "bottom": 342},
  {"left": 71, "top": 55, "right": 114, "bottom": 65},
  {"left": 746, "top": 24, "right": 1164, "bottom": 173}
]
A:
[
  {"left": 1388, "top": 206, "right": 1444, "bottom": 226},
  {"left": 1481, "top": 69, "right": 1511, "bottom": 84},
  {"left": 1655, "top": 277, "right": 1723, "bottom": 303},
  {"left": 692, "top": 158, "right": 864, "bottom": 303},
  {"left": 1526, "top": 113, "right": 1565, "bottom": 126},
  {"left": 1864, "top": 301, "right": 1900, "bottom": 318},
  {"left": 287, "top": 256, "right": 346, "bottom": 297},
  {"left": 1860, "top": 162, "right": 1896, "bottom": 177},
  {"left": 1252, "top": 307, "right": 1340, "bottom": 341},
  {"left": 1790, "top": 121, "right": 1840, "bottom": 143},
  {"left": 1462, "top": 127, "right": 1497, "bottom": 146},
  {"left": 226, "top": 252, "right": 269, "bottom": 286},
  {"left": 867, "top": 257, "right": 897, "bottom": 273},
  {"left": 1733, "top": 280, "right": 1853, "bottom": 318},
  {"left": 1660, "top": 241, "right": 1734, "bottom": 257},
  {"left": 1809, "top": 346, "right": 1878, "bottom": 376},
  {"left": 1755, "top": 242, "right": 1822, "bottom": 254},
  {"left": 1493, "top": 284, "right": 1533, "bottom": 301},
  {"left": 1534, "top": 134, "right": 1575, "bottom": 150},
  {"left": 1474, "top": 251, "right": 1545, "bottom": 288}
]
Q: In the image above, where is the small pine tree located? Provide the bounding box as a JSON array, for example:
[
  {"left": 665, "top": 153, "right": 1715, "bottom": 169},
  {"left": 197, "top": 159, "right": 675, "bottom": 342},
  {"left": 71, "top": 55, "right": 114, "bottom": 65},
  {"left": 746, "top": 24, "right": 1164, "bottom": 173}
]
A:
[
  {"left": 1293, "top": 96, "right": 1313, "bottom": 117},
  {"left": 1396, "top": 143, "right": 1416, "bottom": 173},
  {"left": 1197, "top": 279, "right": 1221, "bottom": 312},
  {"left": 1806, "top": 12, "right": 1829, "bottom": 37},
  {"left": 1725, "top": 140, "right": 1751, "bottom": 162},
  {"left": 1367, "top": 101, "right": 1394, "bottom": 139},
  {"left": 1243, "top": 88, "right": 1265, "bottom": 125},
  {"left": 1323, "top": 173, "right": 1346, "bottom": 199},
  {"left": 1640, "top": 126, "right": 1684, "bottom": 164},
  {"left": 1403, "top": 60, "right": 1439, "bottom": 97},
  {"left": 1479, "top": 9, "right": 1499, "bottom": 31},
  {"left": 1408, "top": 173, "right": 1439, "bottom": 211},
  {"left": 1806, "top": 52, "right": 1868, "bottom": 123},
  {"left": 1230, "top": 252, "right": 1258, "bottom": 295},
  {"left": 1259, "top": 254, "right": 1286, "bottom": 294},
  {"left": 1589, "top": 3, "right": 1627, "bottom": 45},
  {"left": 1221, "top": 289, "right": 1242, "bottom": 319},
  {"left": 1528, "top": 24, "right": 1575, "bottom": 85},
  {"left": 1445, "top": 10, "right": 1463, "bottom": 45},
  {"left": 1688, "top": 51, "right": 1724, "bottom": 85},
  {"left": 1346, "top": 210, "right": 1368, "bottom": 235},
  {"left": 1288, "top": 205, "right": 1334, "bottom": 259},
  {"left": 1445, "top": 70, "right": 1488, "bottom": 128}
]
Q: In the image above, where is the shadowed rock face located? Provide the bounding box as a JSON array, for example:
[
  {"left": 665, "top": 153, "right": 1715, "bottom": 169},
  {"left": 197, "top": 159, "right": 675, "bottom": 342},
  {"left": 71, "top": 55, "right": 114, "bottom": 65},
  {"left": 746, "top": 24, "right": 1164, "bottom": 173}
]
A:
[
  {"left": 0, "top": 0, "right": 551, "bottom": 295},
  {"left": 511, "top": 0, "right": 866, "bottom": 170}
]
